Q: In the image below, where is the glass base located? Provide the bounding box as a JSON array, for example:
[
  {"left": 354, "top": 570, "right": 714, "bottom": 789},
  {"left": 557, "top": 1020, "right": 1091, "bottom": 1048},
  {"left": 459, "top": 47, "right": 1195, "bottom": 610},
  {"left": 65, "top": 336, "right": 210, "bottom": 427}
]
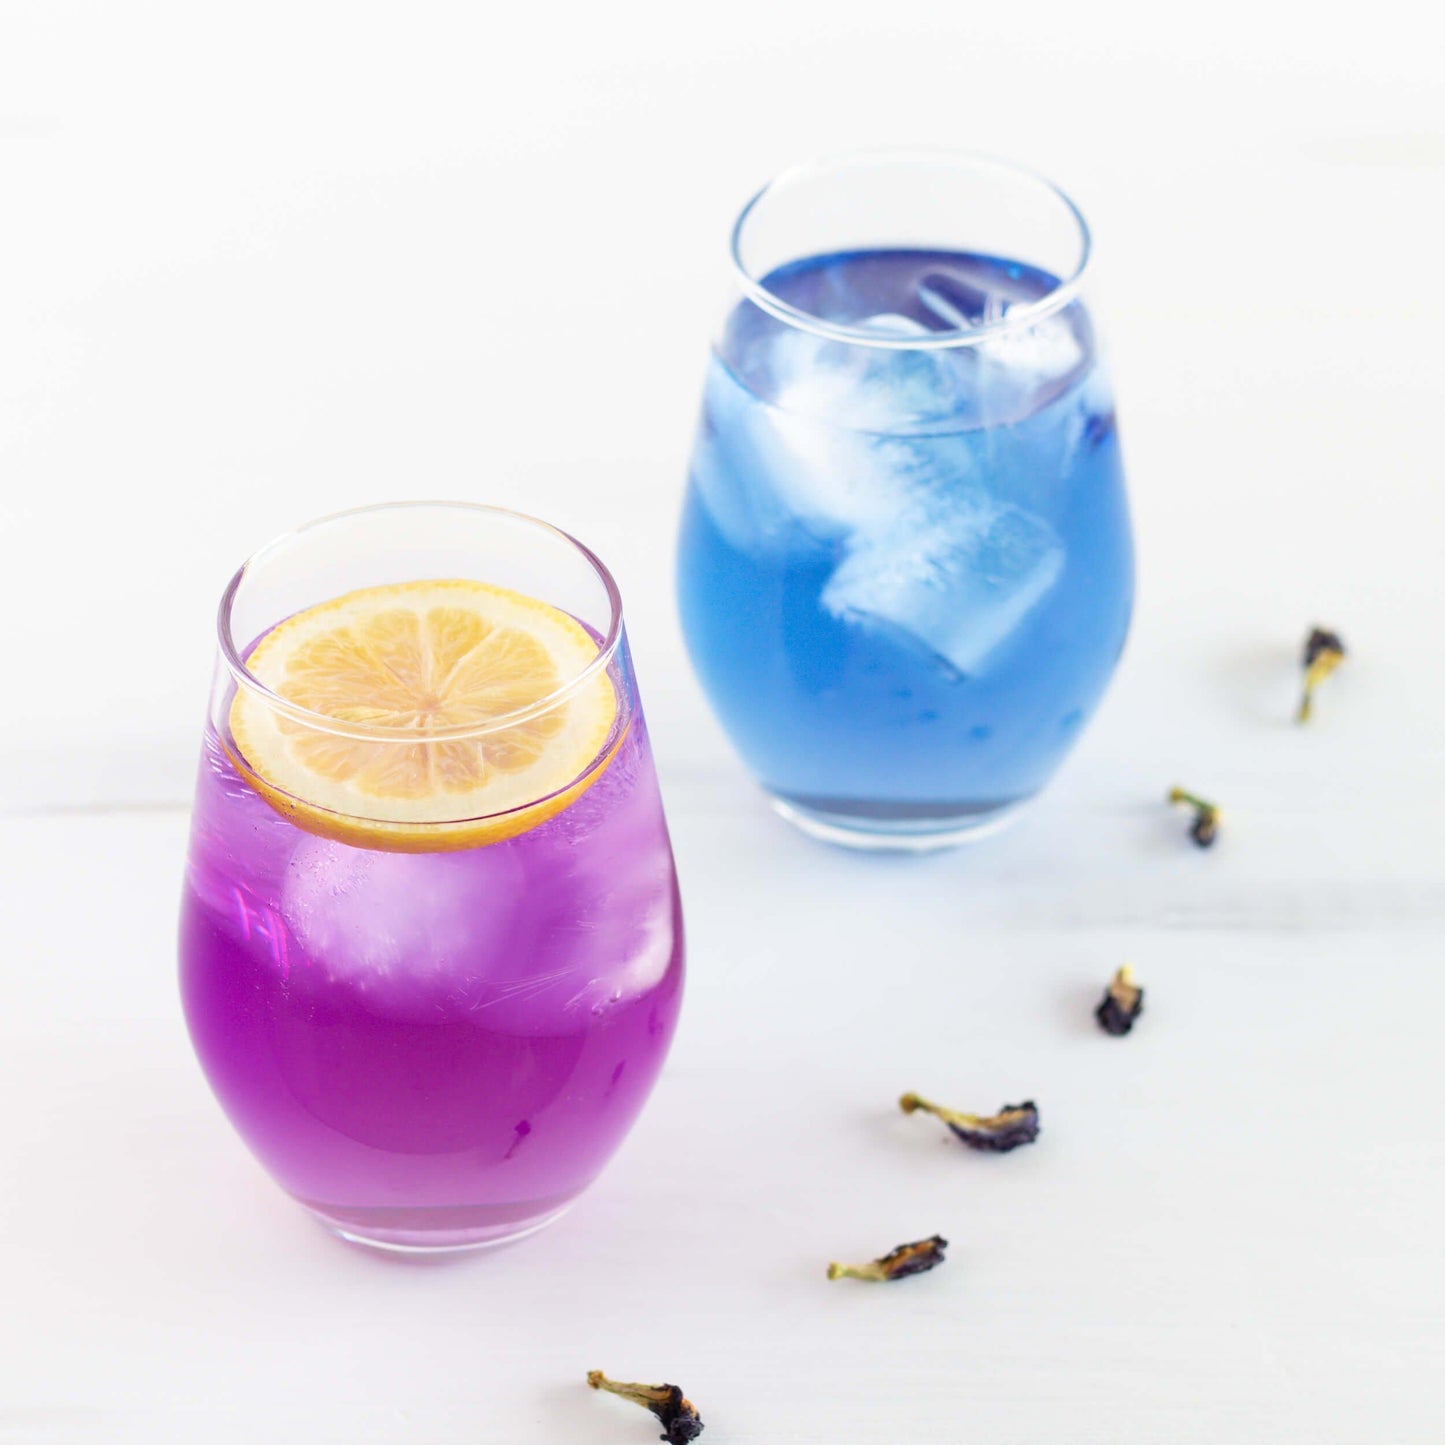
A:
[
  {"left": 302, "top": 1198, "right": 574, "bottom": 1254},
  {"left": 770, "top": 792, "right": 1029, "bottom": 852}
]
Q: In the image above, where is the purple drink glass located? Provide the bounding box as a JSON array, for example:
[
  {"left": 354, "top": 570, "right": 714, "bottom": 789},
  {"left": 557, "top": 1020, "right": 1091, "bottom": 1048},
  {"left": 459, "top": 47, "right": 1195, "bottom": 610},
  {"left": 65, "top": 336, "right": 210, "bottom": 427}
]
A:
[{"left": 179, "top": 503, "right": 684, "bottom": 1252}]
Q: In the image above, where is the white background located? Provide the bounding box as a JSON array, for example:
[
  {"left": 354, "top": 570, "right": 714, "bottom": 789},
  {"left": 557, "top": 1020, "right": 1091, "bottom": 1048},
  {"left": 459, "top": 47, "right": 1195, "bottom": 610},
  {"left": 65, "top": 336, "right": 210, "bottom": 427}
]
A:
[{"left": 2, "top": 1, "right": 1443, "bottom": 1441}]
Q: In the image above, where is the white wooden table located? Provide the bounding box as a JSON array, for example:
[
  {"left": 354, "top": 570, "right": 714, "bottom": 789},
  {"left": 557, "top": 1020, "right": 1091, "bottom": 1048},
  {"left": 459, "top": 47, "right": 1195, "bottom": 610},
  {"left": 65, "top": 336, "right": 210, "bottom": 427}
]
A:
[{"left": 2, "top": 1, "right": 1442, "bottom": 1440}]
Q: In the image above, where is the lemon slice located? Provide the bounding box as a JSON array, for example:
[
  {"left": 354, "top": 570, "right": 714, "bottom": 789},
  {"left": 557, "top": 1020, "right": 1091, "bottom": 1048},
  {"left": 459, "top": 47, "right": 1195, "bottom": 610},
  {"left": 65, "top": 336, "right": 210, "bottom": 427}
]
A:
[{"left": 229, "top": 579, "right": 619, "bottom": 852}]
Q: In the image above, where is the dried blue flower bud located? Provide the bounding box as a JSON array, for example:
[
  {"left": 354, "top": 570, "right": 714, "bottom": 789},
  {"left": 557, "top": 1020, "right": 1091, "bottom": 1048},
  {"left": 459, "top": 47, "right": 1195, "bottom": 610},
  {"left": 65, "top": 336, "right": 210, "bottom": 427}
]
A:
[
  {"left": 899, "top": 1093, "right": 1040, "bottom": 1152},
  {"left": 1298, "top": 626, "right": 1346, "bottom": 723},
  {"left": 828, "top": 1234, "right": 948, "bottom": 1282},
  {"left": 587, "top": 1372, "right": 703, "bottom": 1443},
  {"left": 1095, "top": 965, "right": 1143, "bottom": 1036},
  {"left": 1168, "top": 787, "right": 1220, "bottom": 848}
]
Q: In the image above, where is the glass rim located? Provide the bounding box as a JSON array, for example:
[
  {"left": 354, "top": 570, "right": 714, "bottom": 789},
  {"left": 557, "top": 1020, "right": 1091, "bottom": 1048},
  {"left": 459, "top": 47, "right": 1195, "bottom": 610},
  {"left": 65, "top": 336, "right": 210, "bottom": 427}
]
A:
[
  {"left": 218, "top": 500, "right": 626, "bottom": 743},
  {"left": 728, "top": 147, "right": 1093, "bottom": 351}
]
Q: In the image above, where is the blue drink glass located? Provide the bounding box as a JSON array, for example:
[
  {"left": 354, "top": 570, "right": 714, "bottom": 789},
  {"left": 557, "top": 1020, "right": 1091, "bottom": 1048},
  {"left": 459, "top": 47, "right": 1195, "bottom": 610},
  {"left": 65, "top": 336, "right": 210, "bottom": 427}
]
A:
[{"left": 678, "top": 152, "right": 1135, "bottom": 849}]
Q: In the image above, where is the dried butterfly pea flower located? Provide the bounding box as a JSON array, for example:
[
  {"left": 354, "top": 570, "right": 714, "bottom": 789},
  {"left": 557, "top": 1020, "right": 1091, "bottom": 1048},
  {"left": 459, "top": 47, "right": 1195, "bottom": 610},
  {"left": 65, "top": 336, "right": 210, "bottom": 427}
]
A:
[
  {"left": 1168, "top": 786, "right": 1221, "bottom": 848},
  {"left": 1095, "top": 964, "right": 1143, "bottom": 1036},
  {"left": 1298, "top": 626, "right": 1346, "bottom": 723},
  {"left": 899, "top": 1093, "right": 1040, "bottom": 1152},
  {"left": 827, "top": 1234, "right": 948, "bottom": 1282},
  {"left": 587, "top": 1372, "right": 704, "bottom": 1444}
]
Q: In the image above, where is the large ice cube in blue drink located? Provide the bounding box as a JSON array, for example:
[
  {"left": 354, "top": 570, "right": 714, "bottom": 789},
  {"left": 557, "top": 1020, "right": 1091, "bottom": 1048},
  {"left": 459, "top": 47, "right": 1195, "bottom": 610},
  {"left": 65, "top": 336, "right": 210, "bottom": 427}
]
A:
[{"left": 821, "top": 492, "right": 1065, "bottom": 677}]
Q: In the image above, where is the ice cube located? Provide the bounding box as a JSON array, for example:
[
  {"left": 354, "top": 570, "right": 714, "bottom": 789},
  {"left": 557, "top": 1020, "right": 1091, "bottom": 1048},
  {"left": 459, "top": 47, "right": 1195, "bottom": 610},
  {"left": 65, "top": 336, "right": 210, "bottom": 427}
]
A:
[
  {"left": 689, "top": 358, "right": 795, "bottom": 549},
  {"left": 749, "top": 337, "right": 974, "bottom": 542},
  {"left": 281, "top": 838, "right": 526, "bottom": 1019},
  {"left": 982, "top": 306, "right": 1086, "bottom": 382},
  {"left": 858, "top": 312, "right": 933, "bottom": 336},
  {"left": 691, "top": 343, "right": 902, "bottom": 549},
  {"left": 776, "top": 327, "right": 968, "bottom": 431},
  {"left": 968, "top": 307, "right": 1091, "bottom": 426},
  {"left": 821, "top": 494, "right": 1065, "bottom": 676}
]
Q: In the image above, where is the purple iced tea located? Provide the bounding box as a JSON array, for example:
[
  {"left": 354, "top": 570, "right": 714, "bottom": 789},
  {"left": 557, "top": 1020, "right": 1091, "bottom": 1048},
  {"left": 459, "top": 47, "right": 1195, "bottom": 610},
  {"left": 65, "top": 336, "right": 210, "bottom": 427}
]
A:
[{"left": 178, "top": 505, "right": 684, "bottom": 1251}]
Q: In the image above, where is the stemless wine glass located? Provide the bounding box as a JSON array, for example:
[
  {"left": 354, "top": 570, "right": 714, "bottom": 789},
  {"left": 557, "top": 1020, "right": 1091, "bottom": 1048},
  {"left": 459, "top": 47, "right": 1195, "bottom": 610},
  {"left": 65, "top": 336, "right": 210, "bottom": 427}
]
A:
[
  {"left": 678, "top": 151, "right": 1135, "bottom": 849},
  {"left": 180, "top": 503, "right": 684, "bottom": 1252}
]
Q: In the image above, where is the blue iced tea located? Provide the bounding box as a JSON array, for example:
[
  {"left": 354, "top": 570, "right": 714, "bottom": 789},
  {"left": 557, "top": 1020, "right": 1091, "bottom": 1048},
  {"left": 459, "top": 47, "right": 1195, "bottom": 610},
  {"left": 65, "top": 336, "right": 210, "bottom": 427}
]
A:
[{"left": 679, "top": 246, "right": 1133, "bottom": 846}]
